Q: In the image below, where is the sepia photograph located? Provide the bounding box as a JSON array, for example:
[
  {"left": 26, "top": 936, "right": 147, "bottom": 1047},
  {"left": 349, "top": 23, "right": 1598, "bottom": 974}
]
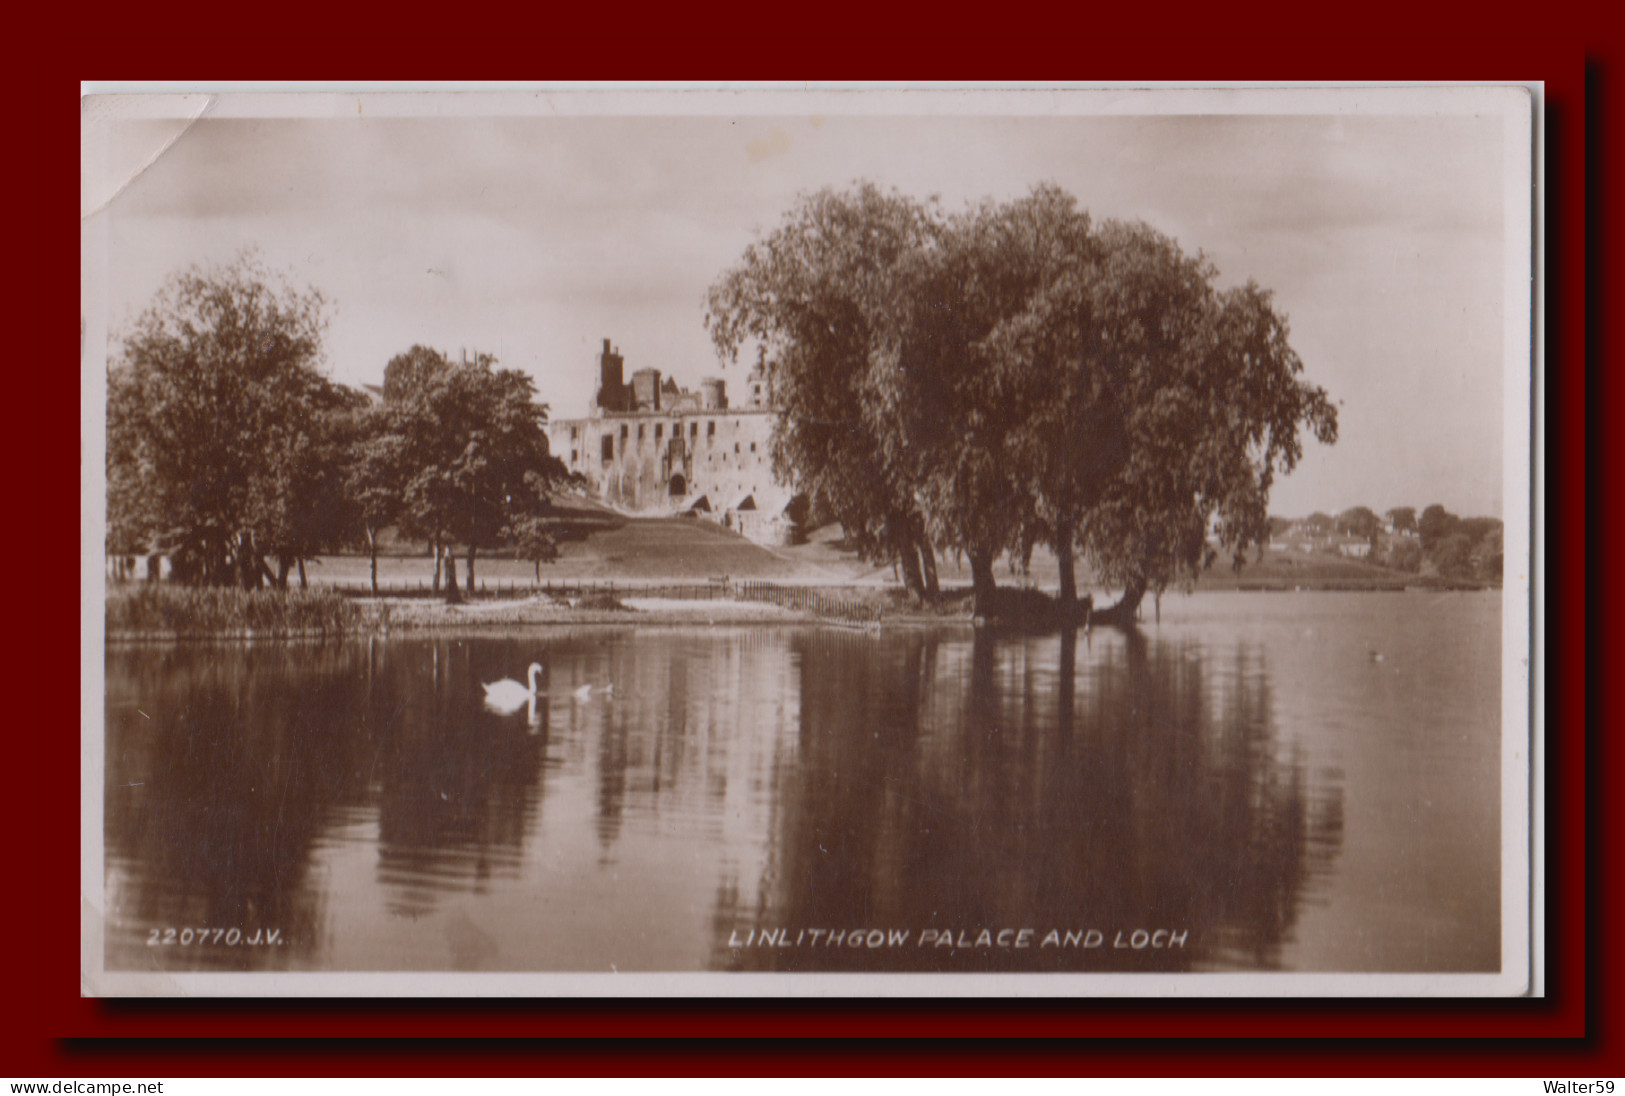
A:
[{"left": 79, "top": 85, "right": 1535, "bottom": 996}]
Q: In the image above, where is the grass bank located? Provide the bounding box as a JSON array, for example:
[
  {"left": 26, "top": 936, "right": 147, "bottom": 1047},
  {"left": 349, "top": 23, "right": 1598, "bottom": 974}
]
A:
[
  {"left": 105, "top": 529, "right": 1497, "bottom": 640},
  {"left": 106, "top": 584, "right": 384, "bottom": 640},
  {"left": 295, "top": 517, "right": 1492, "bottom": 597},
  {"left": 360, "top": 583, "right": 955, "bottom": 631}
]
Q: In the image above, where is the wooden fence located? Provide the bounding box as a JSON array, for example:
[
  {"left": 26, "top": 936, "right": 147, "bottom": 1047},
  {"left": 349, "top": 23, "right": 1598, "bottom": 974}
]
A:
[
  {"left": 732, "top": 580, "right": 883, "bottom": 627},
  {"left": 328, "top": 578, "right": 720, "bottom": 600}
]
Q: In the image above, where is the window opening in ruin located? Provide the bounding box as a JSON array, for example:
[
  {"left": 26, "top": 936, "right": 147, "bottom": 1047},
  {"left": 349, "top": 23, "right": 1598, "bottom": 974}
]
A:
[
  {"left": 601, "top": 436, "right": 614, "bottom": 462},
  {"left": 655, "top": 423, "right": 663, "bottom": 440}
]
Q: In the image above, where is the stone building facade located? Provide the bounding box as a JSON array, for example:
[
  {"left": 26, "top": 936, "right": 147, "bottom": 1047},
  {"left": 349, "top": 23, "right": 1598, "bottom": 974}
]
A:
[{"left": 547, "top": 339, "right": 804, "bottom": 545}]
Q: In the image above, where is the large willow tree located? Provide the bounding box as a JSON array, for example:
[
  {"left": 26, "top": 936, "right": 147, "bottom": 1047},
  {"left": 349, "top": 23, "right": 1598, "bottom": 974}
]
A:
[
  {"left": 706, "top": 182, "right": 1337, "bottom": 620},
  {"left": 706, "top": 183, "right": 944, "bottom": 598},
  {"left": 883, "top": 185, "right": 1114, "bottom": 609},
  {"left": 1072, "top": 220, "right": 1338, "bottom": 622}
]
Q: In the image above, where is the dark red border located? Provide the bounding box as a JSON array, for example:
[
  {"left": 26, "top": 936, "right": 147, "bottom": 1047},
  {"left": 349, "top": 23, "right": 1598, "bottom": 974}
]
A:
[{"left": 33, "top": 20, "right": 1595, "bottom": 1078}]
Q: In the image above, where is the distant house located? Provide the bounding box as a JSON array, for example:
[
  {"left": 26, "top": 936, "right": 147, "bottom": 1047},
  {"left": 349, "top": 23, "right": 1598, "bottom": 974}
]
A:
[
  {"left": 1270, "top": 520, "right": 1377, "bottom": 558},
  {"left": 1272, "top": 521, "right": 1327, "bottom": 553}
]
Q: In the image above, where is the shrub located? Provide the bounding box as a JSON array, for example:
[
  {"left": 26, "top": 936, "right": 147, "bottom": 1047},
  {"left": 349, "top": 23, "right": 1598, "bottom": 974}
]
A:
[
  {"left": 575, "top": 591, "right": 630, "bottom": 612},
  {"left": 1431, "top": 533, "right": 1475, "bottom": 579},
  {"left": 1385, "top": 538, "right": 1423, "bottom": 573},
  {"left": 107, "top": 585, "right": 368, "bottom": 636}
]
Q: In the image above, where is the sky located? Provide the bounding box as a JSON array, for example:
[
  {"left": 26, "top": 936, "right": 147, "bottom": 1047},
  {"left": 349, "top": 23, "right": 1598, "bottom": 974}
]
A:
[{"left": 84, "top": 89, "right": 1528, "bottom": 519}]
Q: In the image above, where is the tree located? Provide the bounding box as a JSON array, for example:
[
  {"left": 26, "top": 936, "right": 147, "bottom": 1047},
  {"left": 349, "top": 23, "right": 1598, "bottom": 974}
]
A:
[
  {"left": 1385, "top": 506, "right": 1417, "bottom": 535},
  {"left": 1076, "top": 223, "right": 1336, "bottom": 622},
  {"left": 381, "top": 346, "right": 456, "bottom": 592},
  {"left": 1417, "top": 504, "right": 1459, "bottom": 552},
  {"left": 1475, "top": 526, "right": 1504, "bottom": 582},
  {"left": 1432, "top": 532, "right": 1473, "bottom": 579},
  {"left": 107, "top": 250, "right": 349, "bottom": 588},
  {"left": 258, "top": 384, "right": 370, "bottom": 588},
  {"left": 383, "top": 346, "right": 568, "bottom": 602},
  {"left": 708, "top": 184, "right": 1336, "bottom": 622},
  {"left": 1335, "top": 505, "right": 1381, "bottom": 555},
  {"left": 706, "top": 183, "right": 944, "bottom": 600},
  {"left": 879, "top": 189, "right": 1093, "bottom": 609},
  {"left": 511, "top": 511, "right": 561, "bottom": 584},
  {"left": 106, "top": 370, "right": 158, "bottom": 577},
  {"left": 1457, "top": 516, "right": 1503, "bottom": 546},
  {"left": 896, "top": 185, "right": 1120, "bottom": 608},
  {"left": 1385, "top": 537, "right": 1423, "bottom": 573},
  {"left": 1336, "top": 506, "right": 1380, "bottom": 539},
  {"left": 342, "top": 403, "right": 408, "bottom": 594}
]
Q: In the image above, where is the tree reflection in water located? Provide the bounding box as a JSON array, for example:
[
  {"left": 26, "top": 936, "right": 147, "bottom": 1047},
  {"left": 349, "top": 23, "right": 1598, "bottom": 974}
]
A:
[
  {"left": 104, "top": 638, "right": 551, "bottom": 970},
  {"left": 370, "top": 641, "right": 547, "bottom": 919},
  {"left": 104, "top": 642, "right": 380, "bottom": 970},
  {"left": 711, "top": 625, "right": 1344, "bottom": 972},
  {"left": 105, "top": 623, "right": 1345, "bottom": 975}
]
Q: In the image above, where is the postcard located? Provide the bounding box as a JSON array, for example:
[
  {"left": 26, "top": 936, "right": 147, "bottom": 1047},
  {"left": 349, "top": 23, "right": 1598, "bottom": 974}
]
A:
[{"left": 81, "top": 83, "right": 1536, "bottom": 996}]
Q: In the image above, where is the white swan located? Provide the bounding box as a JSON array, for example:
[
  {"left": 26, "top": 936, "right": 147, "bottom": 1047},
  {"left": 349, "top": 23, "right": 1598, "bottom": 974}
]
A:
[{"left": 483, "top": 662, "right": 545, "bottom": 713}]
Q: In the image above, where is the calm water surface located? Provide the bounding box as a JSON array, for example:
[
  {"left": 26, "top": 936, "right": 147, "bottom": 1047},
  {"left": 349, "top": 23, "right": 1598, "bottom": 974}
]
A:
[{"left": 103, "top": 591, "right": 1502, "bottom": 974}]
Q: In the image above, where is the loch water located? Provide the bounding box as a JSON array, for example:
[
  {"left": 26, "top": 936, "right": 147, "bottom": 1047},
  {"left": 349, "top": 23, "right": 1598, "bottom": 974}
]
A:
[{"left": 102, "top": 590, "right": 1504, "bottom": 975}]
